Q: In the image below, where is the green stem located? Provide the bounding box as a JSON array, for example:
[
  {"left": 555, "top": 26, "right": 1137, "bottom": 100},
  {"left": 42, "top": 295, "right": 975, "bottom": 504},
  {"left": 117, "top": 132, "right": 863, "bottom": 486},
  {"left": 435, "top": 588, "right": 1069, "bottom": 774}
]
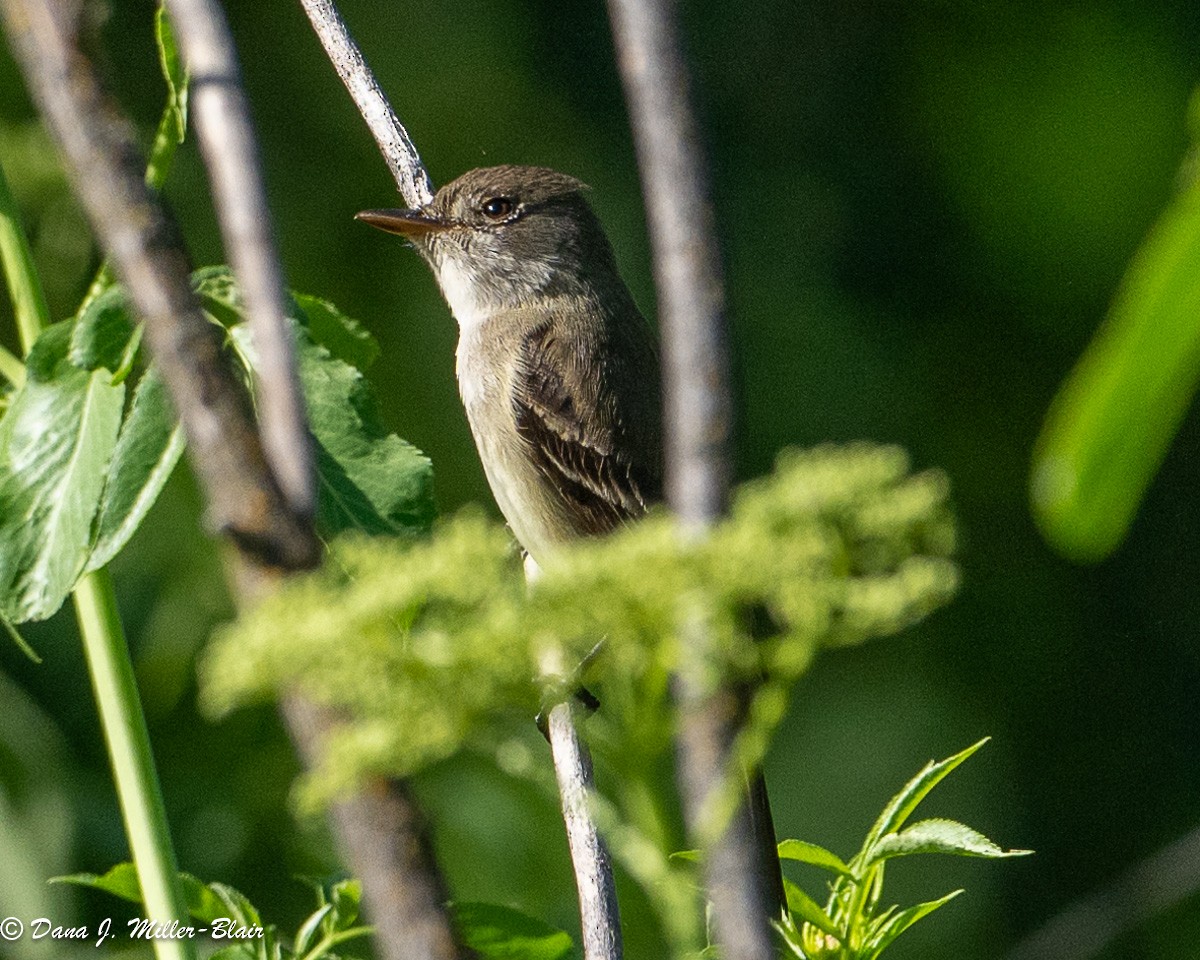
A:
[
  {"left": 0, "top": 159, "right": 50, "bottom": 353},
  {"left": 0, "top": 340, "right": 24, "bottom": 386},
  {"left": 73, "top": 573, "right": 195, "bottom": 960},
  {"left": 0, "top": 156, "right": 195, "bottom": 960}
]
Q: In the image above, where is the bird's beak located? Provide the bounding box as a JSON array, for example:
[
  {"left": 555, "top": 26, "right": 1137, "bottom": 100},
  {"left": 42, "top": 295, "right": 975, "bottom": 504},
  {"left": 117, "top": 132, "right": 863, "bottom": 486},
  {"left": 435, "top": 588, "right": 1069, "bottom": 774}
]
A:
[{"left": 355, "top": 208, "right": 449, "bottom": 238}]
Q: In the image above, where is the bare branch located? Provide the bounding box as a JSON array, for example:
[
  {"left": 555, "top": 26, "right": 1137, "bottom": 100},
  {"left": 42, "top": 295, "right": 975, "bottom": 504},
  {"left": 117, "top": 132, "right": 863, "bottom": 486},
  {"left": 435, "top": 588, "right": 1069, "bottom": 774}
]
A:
[
  {"left": 297, "top": 0, "right": 434, "bottom": 207},
  {"left": 606, "top": 0, "right": 731, "bottom": 531},
  {"left": 0, "top": 0, "right": 317, "bottom": 570},
  {"left": 545, "top": 704, "right": 624, "bottom": 960},
  {"left": 529, "top": 555, "right": 624, "bottom": 960},
  {"left": 606, "top": 0, "right": 781, "bottom": 956},
  {"left": 1005, "top": 821, "right": 1200, "bottom": 960},
  {"left": 282, "top": 696, "right": 464, "bottom": 960},
  {"left": 163, "top": 0, "right": 316, "bottom": 519}
]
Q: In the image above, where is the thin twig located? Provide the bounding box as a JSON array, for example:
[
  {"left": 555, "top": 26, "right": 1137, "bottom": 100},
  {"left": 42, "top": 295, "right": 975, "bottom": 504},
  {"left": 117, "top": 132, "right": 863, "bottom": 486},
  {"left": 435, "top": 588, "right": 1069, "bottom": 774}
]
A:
[
  {"left": 163, "top": 0, "right": 315, "bottom": 519},
  {"left": 545, "top": 703, "right": 625, "bottom": 960},
  {"left": 1005, "top": 821, "right": 1200, "bottom": 960},
  {"left": 297, "top": 0, "right": 434, "bottom": 207},
  {"left": 529, "top": 554, "right": 624, "bottom": 960},
  {"left": 606, "top": 1, "right": 779, "bottom": 958},
  {"left": 0, "top": 0, "right": 317, "bottom": 570}
]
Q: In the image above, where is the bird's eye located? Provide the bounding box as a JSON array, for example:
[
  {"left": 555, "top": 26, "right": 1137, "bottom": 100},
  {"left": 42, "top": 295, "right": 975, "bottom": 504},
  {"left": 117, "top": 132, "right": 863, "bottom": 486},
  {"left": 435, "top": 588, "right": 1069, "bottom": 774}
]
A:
[{"left": 481, "top": 196, "right": 515, "bottom": 220}]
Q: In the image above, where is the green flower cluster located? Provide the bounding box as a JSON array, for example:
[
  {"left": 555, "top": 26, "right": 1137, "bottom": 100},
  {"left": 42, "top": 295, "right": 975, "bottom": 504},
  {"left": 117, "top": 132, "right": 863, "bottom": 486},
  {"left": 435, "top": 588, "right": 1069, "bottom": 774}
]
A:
[{"left": 201, "top": 443, "right": 957, "bottom": 815}]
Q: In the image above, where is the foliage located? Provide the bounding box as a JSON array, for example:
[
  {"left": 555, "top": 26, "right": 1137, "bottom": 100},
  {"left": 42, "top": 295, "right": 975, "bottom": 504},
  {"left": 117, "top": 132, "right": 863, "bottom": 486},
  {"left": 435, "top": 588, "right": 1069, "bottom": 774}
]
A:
[
  {"left": 1031, "top": 92, "right": 1200, "bottom": 561},
  {"left": 203, "top": 444, "right": 956, "bottom": 805},
  {"left": 0, "top": 267, "right": 434, "bottom": 628},
  {"left": 202, "top": 443, "right": 957, "bottom": 957},
  {"left": 56, "top": 863, "right": 373, "bottom": 960},
  {"left": 774, "top": 740, "right": 1031, "bottom": 959},
  {"left": 57, "top": 861, "right": 577, "bottom": 960}
]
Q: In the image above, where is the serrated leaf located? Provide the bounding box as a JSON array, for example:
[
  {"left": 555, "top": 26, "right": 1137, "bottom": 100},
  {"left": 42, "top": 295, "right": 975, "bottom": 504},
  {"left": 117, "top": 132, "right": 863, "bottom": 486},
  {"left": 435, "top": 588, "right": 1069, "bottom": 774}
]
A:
[
  {"left": 297, "top": 332, "right": 434, "bottom": 537},
  {"left": 777, "top": 838, "right": 852, "bottom": 877},
  {"left": 862, "top": 889, "right": 961, "bottom": 959},
  {"left": 859, "top": 739, "right": 989, "bottom": 856},
  {"left": 0, "top": 324, "right": 125, "bottom": 622},
  {"left": 782, "top": 877, "right": 840, "bottom": 940},
  {"left": 294, "top": 293, "right": 380, "bottom": 371},
  {"left": 69, "top": 286, "right": 136, "bottom": 373},
  {"left": 450, "top": 902, "right": 573, "bottom": 960},
  {"left": 52, "top": 862, "right": 225, "bottom": 924},
  {"left": 85, "top": 366, "right": 185, "bottom": 571},
  {"left": 865, "top": 818, "right": 1032, "bottom": 866}
]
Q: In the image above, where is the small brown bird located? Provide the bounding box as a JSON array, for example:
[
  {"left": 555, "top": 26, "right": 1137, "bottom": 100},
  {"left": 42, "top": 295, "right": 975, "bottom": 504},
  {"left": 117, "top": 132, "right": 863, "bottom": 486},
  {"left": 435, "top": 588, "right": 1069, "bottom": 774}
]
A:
[
  {"left": 357, "top": 165, "right": 662, "bottom": 567},
  {"left": 359, "top": 164, "right": 785, "bottom": 918}
]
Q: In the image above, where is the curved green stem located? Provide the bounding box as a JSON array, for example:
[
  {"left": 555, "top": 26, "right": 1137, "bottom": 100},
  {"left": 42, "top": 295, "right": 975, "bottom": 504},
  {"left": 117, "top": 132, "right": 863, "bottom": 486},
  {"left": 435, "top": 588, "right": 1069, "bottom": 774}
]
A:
[{"left": 0, "top": 155, "right": 195, "bottom": 960}]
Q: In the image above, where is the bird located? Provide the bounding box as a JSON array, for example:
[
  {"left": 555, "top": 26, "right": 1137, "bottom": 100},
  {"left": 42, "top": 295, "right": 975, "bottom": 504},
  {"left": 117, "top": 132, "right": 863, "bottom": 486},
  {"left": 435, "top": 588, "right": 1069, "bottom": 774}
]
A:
[
  {"left": 357, "top": 165, "right": 661, "bottom": 568},
  {"left": 357, "top": 163, "right": 785, "bottom": 918}
]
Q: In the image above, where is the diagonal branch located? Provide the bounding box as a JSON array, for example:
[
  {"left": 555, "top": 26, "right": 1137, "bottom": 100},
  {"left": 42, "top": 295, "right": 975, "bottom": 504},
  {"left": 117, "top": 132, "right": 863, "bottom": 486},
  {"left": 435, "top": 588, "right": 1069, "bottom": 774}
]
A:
[
  {"left": 163, "top": 0, "right": 316, "bottom": 520},
  {"left": 606, "top": 0, "right": 782, "bottom": 957},
  {"left": 297, "top": 0, "right": 434, "bottom": 208},
  {"left": 0, "top": 0, "right": 317, "bottom": 570}
]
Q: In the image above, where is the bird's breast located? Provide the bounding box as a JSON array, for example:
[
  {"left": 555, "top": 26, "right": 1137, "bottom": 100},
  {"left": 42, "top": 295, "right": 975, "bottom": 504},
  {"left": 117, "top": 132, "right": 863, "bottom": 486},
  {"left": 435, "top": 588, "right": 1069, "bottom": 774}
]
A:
[{"left": 455, "top": 320, "right": 562, "bottom": 562}]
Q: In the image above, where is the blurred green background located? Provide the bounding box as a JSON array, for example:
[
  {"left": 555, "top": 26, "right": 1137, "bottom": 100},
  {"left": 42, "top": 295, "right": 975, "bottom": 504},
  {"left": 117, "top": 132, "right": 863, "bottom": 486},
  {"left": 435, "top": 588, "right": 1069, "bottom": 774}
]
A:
[{"left": 3, "top": 0, "right": 1200, "bottom": 957}]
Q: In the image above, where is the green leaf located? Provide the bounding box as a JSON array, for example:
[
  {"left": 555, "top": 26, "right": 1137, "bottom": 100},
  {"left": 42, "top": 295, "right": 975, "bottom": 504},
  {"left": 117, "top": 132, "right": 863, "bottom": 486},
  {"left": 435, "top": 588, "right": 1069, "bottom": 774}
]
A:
[
  {"left": 192, "top": 266, "right": 247, "bottom": 341},
  {"left": 859, "top": 739, "right": 989, "bottom": 856},
  {"left": 777, "top": 838, "right": 852, "bottom": 877},
  {"left": 862, "top": 889, "right": 961, "bottom": 959},
  {"left": 155, "top": 6, "right": 188, "bottom": 143},
  {"left": 297, "top": 330, "right": 435, "bottom": 537},
  {"left": 293, "top": 904, "right": 333, "bottom": 954},
  {"left": 52, "top": 862, "right": 225, "bottom": 924},
  {"left": 0, "top": 324, "right": 125, "bottom": 622},
  {"left": 781, "top": 877, "right": 840, "bottom": 940},
  {"left": 69, "top": 286, "right": 136, "bottom": 373},
  {"left": 450, "top": 902, "right": 574, "bottom": 960},
  {"left": 327, "top": 878, "right": 362, "bottom": 930},
  {"left": 1031, "top": 164, "right": 1200, "bottom": 562},
  {"left": 294, "top": 293, "right": 380, "bottom": 371},
  {"left": 206, "top": 881, "right": 266, "bottom": 935},
  {"left": 145, "top": 5, "right": 189, "bottom": 191},
  {"left": 865, "top": 818, "right": 1033, "bottom": 866},
  {"left": 85, "top": 366, "right": 185, "bottom": 571}
]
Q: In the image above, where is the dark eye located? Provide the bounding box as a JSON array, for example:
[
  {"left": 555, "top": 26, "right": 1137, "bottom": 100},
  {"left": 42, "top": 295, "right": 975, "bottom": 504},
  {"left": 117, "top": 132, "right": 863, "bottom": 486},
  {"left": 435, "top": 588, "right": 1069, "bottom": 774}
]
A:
[{"left": 481, "top": 196, "right": 515, "bottom": 220}]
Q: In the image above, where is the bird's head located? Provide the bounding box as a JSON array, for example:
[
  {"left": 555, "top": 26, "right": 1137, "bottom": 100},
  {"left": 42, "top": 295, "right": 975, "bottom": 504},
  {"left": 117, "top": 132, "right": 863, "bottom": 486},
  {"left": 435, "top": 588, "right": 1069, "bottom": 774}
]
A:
[{"left": 357, "top": 165, "right": 622, "bottom": 322}]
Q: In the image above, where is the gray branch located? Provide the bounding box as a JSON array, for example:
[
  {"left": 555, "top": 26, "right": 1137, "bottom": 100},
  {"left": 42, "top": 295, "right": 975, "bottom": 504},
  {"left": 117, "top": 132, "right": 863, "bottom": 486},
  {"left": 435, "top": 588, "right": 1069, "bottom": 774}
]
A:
[
  {"left": 0, "top": 7, "right": 464, "bottom": 960},
  {"left": 283, "top": 696, "right": 463, "bottom": 960},
  {"left": 297, "top": 0, "right": 434, "bottom": 208},
  {"left": 164, "top": 0, "right": 316, "bottom": 520},
  {"left": 606, "top": 0, "right": 780, "bottom": 957},
  {"left": 0, "top": 0, "right": 317, "bottom": 570},
  {"left": 545, "top": 702, "right": 625, "bottom": 960},
  {"left": 1005, "top": 821, "right": 1200, "bottom": 960}
]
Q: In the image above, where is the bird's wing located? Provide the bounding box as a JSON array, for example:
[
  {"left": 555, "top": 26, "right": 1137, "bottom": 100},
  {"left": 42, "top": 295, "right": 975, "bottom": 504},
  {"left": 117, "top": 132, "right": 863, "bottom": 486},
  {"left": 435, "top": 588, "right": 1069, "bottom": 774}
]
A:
[{"left": 511, "top": 316, "right": 659, "bottom": 537}]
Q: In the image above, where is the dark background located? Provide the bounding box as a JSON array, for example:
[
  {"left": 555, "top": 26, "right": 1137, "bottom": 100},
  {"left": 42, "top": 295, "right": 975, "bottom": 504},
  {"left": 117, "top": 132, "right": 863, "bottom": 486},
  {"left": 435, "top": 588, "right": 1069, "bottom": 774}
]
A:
[{"left": 2, "top": 1, "right": 1200, "bottom": 957}]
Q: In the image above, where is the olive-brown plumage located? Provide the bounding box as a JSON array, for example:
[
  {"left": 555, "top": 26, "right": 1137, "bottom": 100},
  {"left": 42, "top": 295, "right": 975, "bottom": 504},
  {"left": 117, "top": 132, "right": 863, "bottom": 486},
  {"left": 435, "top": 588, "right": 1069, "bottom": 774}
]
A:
[{"left": 358, "top": 165, "right": 662, "bottom": 566}]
